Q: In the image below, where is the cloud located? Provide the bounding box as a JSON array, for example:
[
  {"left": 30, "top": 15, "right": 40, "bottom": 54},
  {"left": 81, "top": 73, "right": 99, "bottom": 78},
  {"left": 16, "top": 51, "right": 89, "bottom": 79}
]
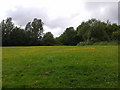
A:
[
  {"left": 46, "top": 17, "right": 73, "bottom": 29},
  {"left": 5, "top": 6, "right": 81, "bottom": 36},
  {"left": 84, "top": 2, "right": 118, "bottom": 24},
  {"left": 118, "top": 1, "right": 120, "bottom": 24},
  {"left": 2, "top": 1, "right": 119, "bottom": 37},
  {"left": 5, "top": 6, "right": 75, "bottom": 37},
  {"left": 5, "top": 6, "right": 74, "bottom": 28},
  {"left": 5, "top": 6, "right": 48, "bottom": 27},
  {"left": 43, "top": 26, "right": 64, "bottom": 37}
]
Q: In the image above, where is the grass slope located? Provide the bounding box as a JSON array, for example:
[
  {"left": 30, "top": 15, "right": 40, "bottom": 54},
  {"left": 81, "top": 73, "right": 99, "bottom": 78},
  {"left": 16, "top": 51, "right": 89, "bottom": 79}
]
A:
[{"left": 2, "top": 46, "right": 118, "bottom": 88}]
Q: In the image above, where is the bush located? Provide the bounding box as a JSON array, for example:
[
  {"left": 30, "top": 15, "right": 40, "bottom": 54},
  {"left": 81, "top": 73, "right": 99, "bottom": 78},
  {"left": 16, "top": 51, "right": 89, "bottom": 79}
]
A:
[
  {"left": 77, "top": 41, "right": 118, "bottom": 46},
  {"left": 93, "top": 41, "right": 118, "bottom": 45},
  {"left": 77, "top": 41, "right": 93, "bottom": 46}
]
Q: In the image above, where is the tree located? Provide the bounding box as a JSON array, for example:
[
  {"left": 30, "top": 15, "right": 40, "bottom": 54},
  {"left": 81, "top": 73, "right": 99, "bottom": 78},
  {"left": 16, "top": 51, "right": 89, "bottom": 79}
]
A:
[
  {"left": 42, "top": 32, "right": 55, "bottom": 46},
  {"left": 25, "top": 18, "right": 44, "bottom": 45},
  {"left": 76, "top": 18, "right": 110, "bottom": 43},
  {"left": 31, "top": 18, "right": 44, "bottom": 39},
  {"left": 1, "top": 17, "right": 119, "bottom": 46},
  {"left": 76, "top": 21, "right": 90, "bottom": 41},
  {"left": 10, "top": 27, "right": 28, "bottom": 46},
  {"left": 58, "top": 27, "right": 78, "bottom": 45},
  {"left": 1, "top": 17, "right": 14, "bottom": 46},
  {"left": 112, "top": 29, "right": 120, "bottom": 41},
  {"left": 105, "top": 23, "right": 119, "bottom": 41}
]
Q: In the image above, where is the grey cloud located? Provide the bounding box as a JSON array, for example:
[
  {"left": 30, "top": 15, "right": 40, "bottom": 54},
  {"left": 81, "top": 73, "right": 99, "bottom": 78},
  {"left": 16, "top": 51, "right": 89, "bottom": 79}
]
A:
[
  {"left": 5, "top": 6, "right": 48, "bottom": 27},
  {"left": 118, "top": 1, "right": 120, "bottom": 24},
  {"left": 4, "top": 2, "right": 119, "bottom": 38},
  {"left": 47, "top": 17, "right": 73, "bottom": 29},
  {"left": 5, "top": 6, "right": 73, "bottom": 31},
  {"left": 85, "top": 2, "right": 118, "bottom": 24}
]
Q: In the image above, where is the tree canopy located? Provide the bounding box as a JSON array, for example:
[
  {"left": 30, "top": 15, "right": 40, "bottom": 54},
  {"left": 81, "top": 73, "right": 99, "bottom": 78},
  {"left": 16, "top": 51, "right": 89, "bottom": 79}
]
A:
[
  {"left": 58, "top": 27, "right": 79, "bottom": 45},
  {"left": 42, "top": 32, "right": 55, "bottom": 46},
  {"left": 0, "top": 17, "right": 120, "bottom": 46}
]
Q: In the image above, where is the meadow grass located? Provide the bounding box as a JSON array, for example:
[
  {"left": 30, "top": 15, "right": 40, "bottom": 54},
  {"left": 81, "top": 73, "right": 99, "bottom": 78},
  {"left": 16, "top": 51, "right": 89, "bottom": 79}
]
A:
[{"left": 2, "top": 46, "right": 118, "bottom": 88}]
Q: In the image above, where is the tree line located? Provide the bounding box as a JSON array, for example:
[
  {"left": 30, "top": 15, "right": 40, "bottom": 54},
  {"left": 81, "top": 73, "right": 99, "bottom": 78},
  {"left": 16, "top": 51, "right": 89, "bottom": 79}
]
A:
[{"left": 0, "top": 17, "right": 120, "bottom": 46}]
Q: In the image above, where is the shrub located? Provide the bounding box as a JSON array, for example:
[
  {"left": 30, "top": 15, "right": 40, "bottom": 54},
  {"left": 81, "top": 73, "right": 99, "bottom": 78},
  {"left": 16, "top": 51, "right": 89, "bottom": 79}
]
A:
[
  {"left": 93, "top": 41, "right": 118, "bottom": 45},
  {"left": 77, "top": 41, "right": 93, "bottom": 46}
]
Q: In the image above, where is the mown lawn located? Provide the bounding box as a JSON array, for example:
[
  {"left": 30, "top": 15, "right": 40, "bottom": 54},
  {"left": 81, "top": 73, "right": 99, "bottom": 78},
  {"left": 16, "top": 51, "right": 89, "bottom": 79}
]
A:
[{"left": 2, "top": 46, "right": 118, "bottom": 88}]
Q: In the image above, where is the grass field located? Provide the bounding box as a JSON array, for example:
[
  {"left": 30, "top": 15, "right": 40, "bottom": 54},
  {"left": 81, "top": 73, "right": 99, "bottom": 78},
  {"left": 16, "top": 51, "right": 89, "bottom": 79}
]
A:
[{"left": 2, "top": 46, "right": 118, "bottom": 88}]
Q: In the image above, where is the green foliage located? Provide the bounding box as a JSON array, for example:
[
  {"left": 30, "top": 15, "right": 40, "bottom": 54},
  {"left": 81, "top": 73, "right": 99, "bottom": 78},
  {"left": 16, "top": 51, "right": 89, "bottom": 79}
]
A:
[
  {"left": 77, "top": 41, "right": 94, "bottom": 46},
  {"left": 54, "top": 37, "right": 63, "bottom": 46},
  {"left": 25, "top": 18, "right": 44, "bottom": 45},
  {"left": 10, "top": 27, "right": 28, "bottom": 46},
  {"left": 1, "top": 17, "right": 14, "bottom": 46},
  {"left": 42, "top": 32, "right": 55, "bottom": 46},
  {"left": 76, "top": 19, "right": 110, "bottom": 42},
  {"left": 75, "top": 19, "right": 120, "bottom": 46},
  {"left": 112, "top": 29, "right": 120, "bottom": 41},
  {"left": 1, "top": 17, "right": 44, "bottom": 46},
  {"left": 1, "top": 17, "right": 120, "bottom": 46},
  {"left": 76, "top": 21, "right": 91, "bottom": 41},
  {"left": 93, "top": 41, "right": 118, "bottom": 46},
  {"left": 58, "top": 27, "right": 79, "bottom": 45}
]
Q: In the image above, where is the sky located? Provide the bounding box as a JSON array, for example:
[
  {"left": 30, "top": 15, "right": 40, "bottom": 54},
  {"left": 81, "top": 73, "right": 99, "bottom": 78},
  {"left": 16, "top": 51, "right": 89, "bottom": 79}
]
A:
[{"left": 0, "top": 0, "right": 119, "bottom": 37}]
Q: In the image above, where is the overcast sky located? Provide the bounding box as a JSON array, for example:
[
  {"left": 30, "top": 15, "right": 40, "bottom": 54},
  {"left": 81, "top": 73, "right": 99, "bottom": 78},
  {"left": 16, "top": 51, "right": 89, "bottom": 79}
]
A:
[{"left": 0, "top": 0, "right": 119, "bottom": 37}]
